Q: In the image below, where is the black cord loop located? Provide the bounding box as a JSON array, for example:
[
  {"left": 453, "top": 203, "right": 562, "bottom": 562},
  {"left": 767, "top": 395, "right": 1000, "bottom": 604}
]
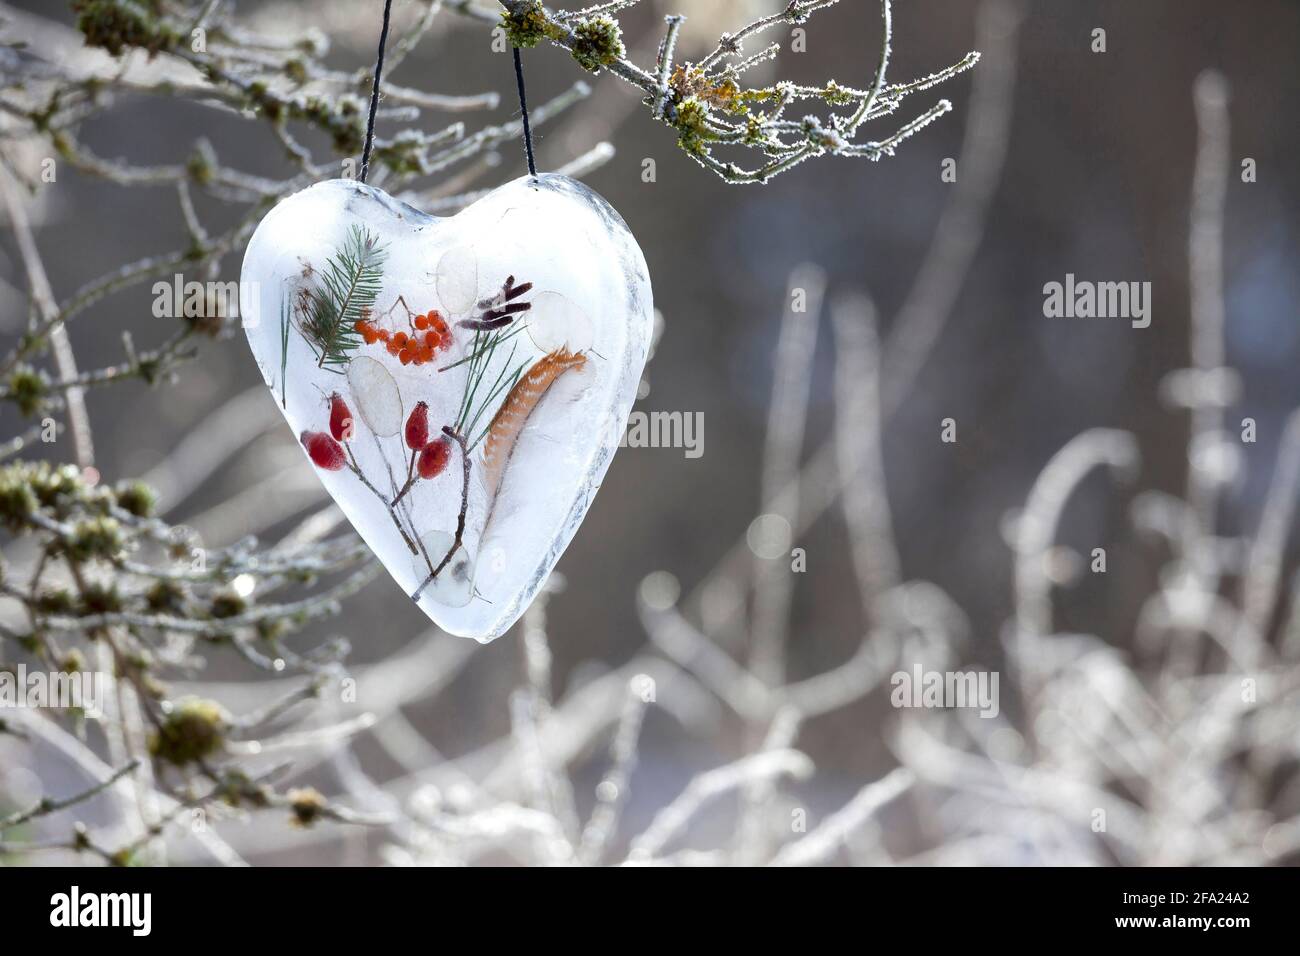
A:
[{"left": 359, "top": 0, "right": 394, "bottom": 184}]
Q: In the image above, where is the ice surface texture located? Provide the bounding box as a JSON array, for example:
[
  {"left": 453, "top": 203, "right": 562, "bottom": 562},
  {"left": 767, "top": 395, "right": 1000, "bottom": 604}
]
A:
[{"left": 240, "top": 175, "right": 654, "bottom": 641}]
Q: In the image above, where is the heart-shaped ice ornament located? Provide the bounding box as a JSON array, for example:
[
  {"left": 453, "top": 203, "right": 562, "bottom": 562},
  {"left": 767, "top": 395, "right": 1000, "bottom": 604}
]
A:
[{"left": 240, "top": 174, "right": 653, "bottom": 641}]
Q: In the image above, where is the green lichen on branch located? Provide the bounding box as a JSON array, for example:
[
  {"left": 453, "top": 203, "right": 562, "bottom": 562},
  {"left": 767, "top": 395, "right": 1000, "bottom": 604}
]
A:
[
  {"left": 77, "top": 580, "right": 124, "bottom": 617},
  {"left": 238, "top": 81, "right": 366, "bottom": 156},
  {"left": 72, "top": 0, "right": 179, "bottom": 58},
  {"left": 372, "top": 129, "right": 431, "bottom": 177},
  {"left": 288, "top": 787, "right": 327, "bottom": 828},
  {"left": 184, "top": 147, "right": 214, "bottom": 186},
  {"left": 208, "top": 589, "right": 247, "bottom": 620},
  {"left": 673, "top": 97, "right": 716, "bottom": 157},
  {"left": 148, "top": 697, "right": 228, "bottom": 766},
  {"left": 501, "top": 0, "right": 563, "bottom": 48},
  {"left": 0, "top": 462, "right": 102, "bottom": 527},
  {"left": 34, "top": 588, "right": 76, "bottom": 616},
  {"left": 570, "top": 16, "right": 625, "bottom": 73},
  {"left": 0, "top": 465, "right": 39, "bottom": 531},
  {"left": 144, "top": 579, "right": 188, "bottom": 615},
  {"left": 62, "top": 516, "right": 124, "bottom": 563},
  {"left": 113, "top": 480, "right": 156, "bottom": 519},
  {"left": 4, "top": 365, "right": 50, "bottom": 417},
  {"left": 502, "top": 3, "right": 623, "bottom": 73}
]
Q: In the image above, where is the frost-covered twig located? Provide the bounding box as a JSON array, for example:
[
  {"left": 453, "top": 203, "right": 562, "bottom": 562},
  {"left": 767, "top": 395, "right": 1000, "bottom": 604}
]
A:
[
  {"left": 626, "top": 749, "right": 814, "bottom": 862},
  {"left": 830, "top": 293, "right": 901, "bottom": 625},
  {"left": 768, "top": 767, "right": 912, "bottom": 866},
  {"left": 881, "top": 0, "right": 1023, "bottom": 413},
  {"left": 0, "top": 759, "right": 139, "bottom": 831},
  {"left": 493, "top": 0, "right": 979, "bottom": 183},
  {"left": 577, "top": 678, "right": 647, "bottom": 864},
  {"left": 749, "top": 264, "right": 823, "bottom": 686}
]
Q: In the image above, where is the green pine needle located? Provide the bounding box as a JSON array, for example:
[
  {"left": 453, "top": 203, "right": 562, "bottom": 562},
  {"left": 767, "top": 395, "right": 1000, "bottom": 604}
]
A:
[
  {"left": 278, "top": 295, "right": 291, "bottom": 408},
  {"left": 465, "top": 344, "right": 525, "bottom": 448},
  {"left": 299, "top": 225, "right": 387, "bottom": 372},
  {"left": 454, "top": 325, "right": 512, "bottom": 435},
  {"left": 447, "top": 276, "right": 536, "bottom": 441}
]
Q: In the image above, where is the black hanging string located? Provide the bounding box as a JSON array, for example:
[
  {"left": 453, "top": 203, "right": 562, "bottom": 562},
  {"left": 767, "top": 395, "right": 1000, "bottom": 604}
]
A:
[
  {"left": 360, "top": 0, "right": 536, "bottom": 183},
  {"left": 359, "top": 0, "right": 394, "bottom": 184},
  {"left": 512, "top": 47, "right": 539, "bottom": 179}
]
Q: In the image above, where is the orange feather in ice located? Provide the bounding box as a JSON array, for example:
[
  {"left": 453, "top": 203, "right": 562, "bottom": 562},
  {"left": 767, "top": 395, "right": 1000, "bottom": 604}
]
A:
[{"left": 481, "top": 347, "right": 587, "bottom": 496}]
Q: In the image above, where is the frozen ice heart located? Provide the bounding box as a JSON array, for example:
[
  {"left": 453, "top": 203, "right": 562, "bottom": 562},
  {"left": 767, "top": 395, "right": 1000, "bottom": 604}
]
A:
[{"left": 239, "top": 175, "right": 654, "bottom": 642}]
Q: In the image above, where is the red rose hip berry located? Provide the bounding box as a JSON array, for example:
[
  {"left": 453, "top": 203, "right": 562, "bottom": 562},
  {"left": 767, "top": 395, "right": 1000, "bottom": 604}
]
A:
[
  {"left": 301, "top": 430, "right": 347, "bottom": 471},
  {"left": 328, "top": 392, "right": 354, "bottom": 442},
  {"left": 405, "top": 401, "right": 430, "bottom": 450},
  {"left": 417, "top": 436, "right": 451, "bottom": 479}
]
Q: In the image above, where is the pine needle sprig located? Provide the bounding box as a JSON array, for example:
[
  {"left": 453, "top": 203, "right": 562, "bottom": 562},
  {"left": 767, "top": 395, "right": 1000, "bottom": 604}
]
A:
[{"left": 299, "top": 225, "right": 387, "bottom": 372}]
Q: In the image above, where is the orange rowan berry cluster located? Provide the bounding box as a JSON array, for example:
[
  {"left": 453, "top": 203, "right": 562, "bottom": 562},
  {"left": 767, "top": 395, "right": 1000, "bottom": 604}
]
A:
[{"left": 354, "top": 310, "right": 453, "bottom": 367}]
